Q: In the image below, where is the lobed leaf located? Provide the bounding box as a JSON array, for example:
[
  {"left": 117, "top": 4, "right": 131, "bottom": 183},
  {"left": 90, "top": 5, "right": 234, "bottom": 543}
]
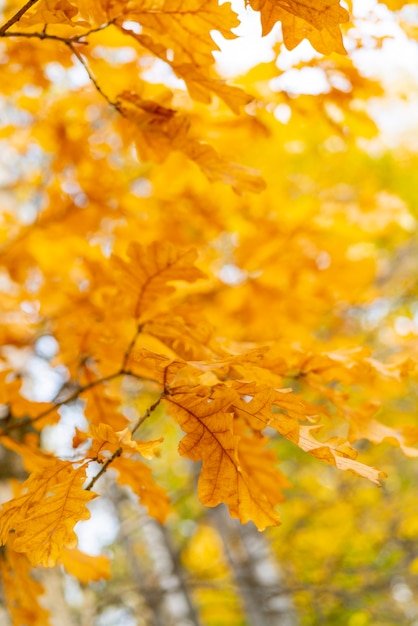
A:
[
  {"left": 0, "top": 461, "right": 96, "bottom": 567},
  {"left": 166, "top": 385, "right": 282, "bottom": 530},
  {"left": 111, "top": 240, "right": 205, "bottom": 320}
]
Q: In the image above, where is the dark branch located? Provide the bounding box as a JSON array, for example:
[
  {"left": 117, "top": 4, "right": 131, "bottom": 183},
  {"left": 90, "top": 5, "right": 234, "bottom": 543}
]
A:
[
  {"left": 0, "top": 0, "right": 40, "bottom": 36},
  {"left": 85, "top": 447, "right": 123, "bottom": 491},
  {"left": 65, "top": 41, "right": 123, "bottom": 115}
]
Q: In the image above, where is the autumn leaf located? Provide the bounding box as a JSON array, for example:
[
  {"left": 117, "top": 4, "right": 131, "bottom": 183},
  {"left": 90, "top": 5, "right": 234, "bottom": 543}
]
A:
[
  {"left": 121, "top": 30, "right": 253, "bottom": 113},
  {"left": 0, "top": 461, "right": 96, "bottom": 567},
  {"left": 0, "top": 436, "right": 56, "bottom": 473},
  {"left": 293, "top": 425, "right": 386, "bottom": 484},
  {"left": 248, "top": 0, "right": 349, "bottom": 53},
  {"left": 0, "top": 548, "right": 50, "bottom": 626},
  {"left": 117, "top": 91, "right": 265, "bottom": 191},
  {"left": 111, "top": 240, "right": 205, "bottom": 320},
  {"left": 166, "top": 385, "right": 282, "bottom": 529},
  {"left": 59, "top": 547, "right": 111, "bottom": 584},
  {"left": 88, "top": 422, "right": 164, "bottom": 460},
  {"left": 112, "top": 455, "right": 171, "bottom": 523},
  {"left": 18, "top": 0, "right": 89, "bottom": 27},
  {"left": 117, "top": 0, "right": 240, "bottom": 67}
]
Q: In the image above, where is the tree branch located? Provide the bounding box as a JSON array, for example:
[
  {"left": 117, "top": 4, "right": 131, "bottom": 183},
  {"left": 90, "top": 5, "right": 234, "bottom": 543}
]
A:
[
  {"left": 0, "top": 0, "right": 40, "bottom": 36},
  {"left": 65, "top": 41, "right": 123, "bottom": 114},
  {"left": 84, "top": 392, "right": 165, "bottom": 491},
  {"left": 85, "top": 446, "right": 123, "bottom": 491},
  {"left": 131, "top": 392, "right": 165, "bottom": 436},
  {"left": 0, "top": 370, "right": 124, "bottom": 435}
]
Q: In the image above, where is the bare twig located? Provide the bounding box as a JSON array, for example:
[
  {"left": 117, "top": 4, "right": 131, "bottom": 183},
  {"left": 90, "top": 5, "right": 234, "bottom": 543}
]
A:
[
  {"left": 84, "top": 392, "right": 165, "bottom": 490},
  {"left": 85, "top": 446, "right": 123, "bottom": 491},
  {"left": 131, "top": 393, "right": 165, "bottom": 436},
  {"left": 0, "top": 30, "right": 88, "bottom": 43},
  {"left": 65, "top": 41, "right": 123, "bottom": 114},
  {"left": 121, "top": 324, "right": 144, "bottom": 371},
  {"left": 0, "top": 370, "right": 124, "bottom": 435}
]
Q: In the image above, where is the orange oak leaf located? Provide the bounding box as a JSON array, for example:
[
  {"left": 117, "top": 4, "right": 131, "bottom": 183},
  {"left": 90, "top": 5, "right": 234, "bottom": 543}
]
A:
[
  {"left": 83, "top": 387, "right": 129, "bottom": 432},
  {"left": 120, "top": 30, "right": 253, "bottom": 113},
  {"left": 248, "top": 0, "right": 349, "bottom": 54},
  {"left": 59, "top": 547, "right": 111, "bottom": 584},
  {"left": 0, "top": 461, "right": 96, "bottom": 567},
  {"left": 165, "top": 385, "right": 282, "bottom": 530},
  {"left": 128, "top": 346, "right": 187, "bottom": 385},
  {"left": 111, "top": 240, "right": 205, "bottom": 320},
  {"left": 0, "top": 548, "right": 50, "bottom": 626},
  {"left": 117, "top": 0, "right": 240, "bottom": 68},
  {"left": 143, "top": 308, "right": 223, "bottom": 361},
  {"left": 348, "top": 413, "right": 418, "bottom": 458},
  {"left": 231, "top": 383, "right": 384, "bottom": 484},
  {"left": 112, "top": 455, "right": 171, "bottom": 523},
  {"left": 0, "top": 371, "right": 59, "bottom": 428},
  {"left": 117, "top": 91, "right": 265, "bottom": 192},
  {"left": 19, "top": 0, "right": 89, "bottom": 27},
  {"left": 0, "top": 436, "right": 56, "bottom": 473},
  {"left": 88, "top": 423, "right": 163, "bottom": 460},
  {"left": 291, "top": 425, "right": 386, "bottom": 484}
]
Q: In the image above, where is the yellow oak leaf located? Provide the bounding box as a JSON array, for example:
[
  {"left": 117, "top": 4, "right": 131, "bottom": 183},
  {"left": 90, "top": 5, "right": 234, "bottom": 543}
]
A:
[
  {"left": 117, "top": 91, "right": 265, "bottom": 192},
  {"left": 249, "top": 0, "right": 348, "bottom": 54},
  {"left": 88, "top": 423, "right": 163, "bottom": 460},
  {"left": 0, "top": 461, "right": 96, "bottom": 567},
  {"left": 348, "top": 414, "right": 418, "bottom": 458},
  {"left": 232, "top": 381, "right": 322, "bottom": 432},
  {"left": 128, "top": 346, "right": 186, "bottom": 385},
  {"left": 183, "top": 140, "right": 266, "bottom": 193},
  {"left": 143, "top": 309, "right": 221, "bottom": 361},
  {"left": 293, "top": 425, "right": 386, "bottom": 484},
  {"left": 165, "top": 385, "right": 281, "bottom": 529},
  {"left": 235, "top": 423, "right": 291, "bottom": 509},
  {"left": 19, "top": 0, "right": 89, "bottom": 27},
  {"left": 0, "top": 436, "right": 56, "bottom": 474},
  {"left": 111, "top": 240, "right": 205, "bottom": 320},
  {"left": 0, "top": 371, "right": 58, "bottom": 428},
  {"left": 112, "top": 455, "right": 171, "bottom": 523},
  {"left": 117, "top": 0, "right": 240, "bottom": 68},
  {"left": 83, "top": 386, "right": 129, "bottom": 431},
  {"left": 59, "top": 547, "right": 111, "bottom": 584},
  {"left": 280, "top": 12, "right": 347, "bottom": 54},
  {"left": 0, "top": 548, "right": 50, "bottom": 626},
  {"left": 275, "top": 0, "right": 349, "bottom": 30},
  {"left": 120, "top": 30, "right": 252, "bottom": 112},
  {"left": 230, "top": 383, "right": 384, "bottom": 484}
]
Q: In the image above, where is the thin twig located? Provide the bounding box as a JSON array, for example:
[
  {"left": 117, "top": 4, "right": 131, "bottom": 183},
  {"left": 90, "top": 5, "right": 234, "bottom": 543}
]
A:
[
  {"left": 65, "top": 41, "right": 123, "bottom": 114},
  {"left": 0, "top": 20, "right": 115, "bottom": 43},
  {"left": 131, "top": 392, "right": 165, "bottom": 436},
  {"left": 0, "top": 30, "right": 89, "bottom": 44},
  {"left": 85, "top": 447, "right": 123, "bottom": 491},
  {"left": 0, "top": 0, "right": 40, "bottom": 36},
  {"left": 85, "top": 392, "right": 165, "bottom": 490},
  {"left": 121, "top": 324, "right": 143, "bottom": 371},
  {"left": 0, "top": 370, "right": 124, "bottom": 435}
]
